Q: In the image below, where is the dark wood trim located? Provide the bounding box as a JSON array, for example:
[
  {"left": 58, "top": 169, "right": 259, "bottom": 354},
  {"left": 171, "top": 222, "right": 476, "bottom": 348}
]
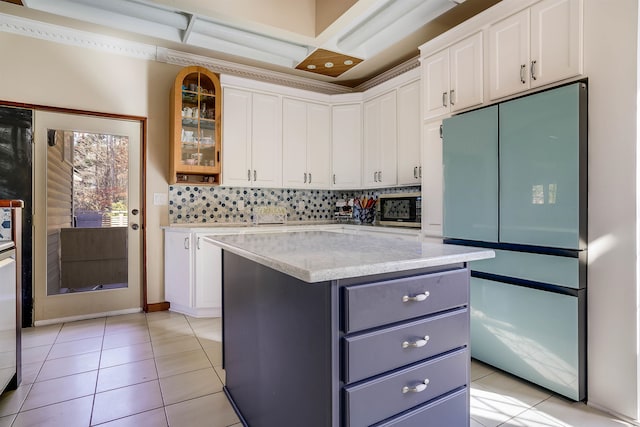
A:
[
  {"left": 0, "top": 200, "right": 24, "bottom": 208},
  {"left": 0, "top": 100, "right": 150, "bottom": 314},
  {"left": 1, "top": 0, "right": 24, "bottom": 5},
  {"left": 146, "top": 301, "right": 170, "bottom": 312}
]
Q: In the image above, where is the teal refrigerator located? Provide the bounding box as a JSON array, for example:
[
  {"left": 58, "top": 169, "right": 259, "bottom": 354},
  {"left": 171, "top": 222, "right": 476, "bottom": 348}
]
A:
[{"left": 442, "top": 82, "right": 587, "bottom": 401}]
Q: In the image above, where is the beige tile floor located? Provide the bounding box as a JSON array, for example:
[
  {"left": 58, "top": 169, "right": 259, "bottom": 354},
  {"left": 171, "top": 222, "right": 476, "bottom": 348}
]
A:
[{"left": 0, "top": 311, "right": 633, "bottom": 427}]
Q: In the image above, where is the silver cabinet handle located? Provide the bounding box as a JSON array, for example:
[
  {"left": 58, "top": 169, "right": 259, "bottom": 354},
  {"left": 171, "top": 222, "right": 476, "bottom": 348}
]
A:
[
  {"left": 402, "top": 291, "right": 430, "bottom": 303},
  {"left": 308, "top": 173, "right": 312, "bottom": 184},
  {"left": 402, "top": 336, "right": 430, "bottom": 349},
  {"left": 184, "top": 237, "right": 190, "bottom": 250},
  {"left": 197, "top": 236, "right": 200, "bottom": 250},
  {"left": 450, "top": 89, "right": 455, "bottom": 106},
  {"left": 247, "top": 169, "right": 251, "bottom": 181},
  {"left": 379, "top": 171, "right": 382, "bottom": 182},
  {"left": 402, "top": 379, "right": 430, "bottom": 394},
  {"left": 419, "top": 166, "right": 422, "bottom": 178},
  {"left": 520, "top": 64, "right": 526, "bottom": 84},
  {"left": 333, "top": 174, "right": 336, "bottom": 185},
  {"left": 373, "top": 171, "right": 378, "bottom": 182},
  {"left": 304, "top": 172, "right": 307, "bottom": 183},
  {"left": 531, "top": 60, "right": 537, "bottom": 81},
  {"left": 254, "top": 170, "right": 257, "bottom": 181},
  {"left": 414, "top": 166, "right": 418, "bottom": 179},
  {"left": 442, "top": 91, "right": 448, "bottom": 107}
]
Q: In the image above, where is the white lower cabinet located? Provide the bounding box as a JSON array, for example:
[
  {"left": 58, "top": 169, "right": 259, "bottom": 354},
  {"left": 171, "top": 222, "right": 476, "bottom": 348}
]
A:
[{"left": 164, "top": 230, "right": 221, "bottom": 318}]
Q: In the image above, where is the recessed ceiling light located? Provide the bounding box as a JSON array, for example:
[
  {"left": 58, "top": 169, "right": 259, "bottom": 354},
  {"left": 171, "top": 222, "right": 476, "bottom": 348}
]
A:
[
  {"left": 307, "top": 64, "right": 316, "bottom": 70},
  {"left": 324, "top": 62, "right": 334, "bottom": 68},
  {"left": 344, "top": 60, "right": 354, "bottom": 66}
]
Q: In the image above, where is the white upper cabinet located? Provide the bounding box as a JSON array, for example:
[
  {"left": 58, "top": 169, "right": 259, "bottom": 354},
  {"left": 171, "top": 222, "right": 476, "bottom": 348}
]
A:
[
  {"left": 489, "top": 0, "right": 582, "bottom": 100},
  {"left": 283, "top": 98, "right": 331, "bottom": 189},
  {"left": 332, "top": 103, "right": 362, "bottom": 189},
  {"left": 223, "top": 87, "right": 282, "bottom": 187},
  {"left": 396, "top": 80, "right": 422, "bottom": 186},
  {"left": 422, "top": 120, "right": 444, "bottom": 237},
  {"left": 363, "top": 91, "right": 397, "bottom": 188},
  {"left": 423, "top": 32, "right": 483, "bottom": 120}
]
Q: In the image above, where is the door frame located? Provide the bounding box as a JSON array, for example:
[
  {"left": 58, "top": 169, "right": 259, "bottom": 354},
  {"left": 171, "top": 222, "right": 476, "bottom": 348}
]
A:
[{"left": 0, "top": 100, "right": 149, "bottom": 320}]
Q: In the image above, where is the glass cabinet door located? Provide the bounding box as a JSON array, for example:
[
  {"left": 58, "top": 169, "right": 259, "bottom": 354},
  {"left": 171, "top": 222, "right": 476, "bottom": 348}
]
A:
[{"left": 170, "top": 66, "right": 221, "bottom": 185}]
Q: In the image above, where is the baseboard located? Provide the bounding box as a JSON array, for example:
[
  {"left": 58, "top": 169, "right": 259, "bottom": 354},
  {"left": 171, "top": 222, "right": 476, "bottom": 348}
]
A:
[
  {"left": 33, "top": 307, "right": 142, "bottom": 326},
  {"left": 146, "top": 301, "right": 170, "bottom": 312}
]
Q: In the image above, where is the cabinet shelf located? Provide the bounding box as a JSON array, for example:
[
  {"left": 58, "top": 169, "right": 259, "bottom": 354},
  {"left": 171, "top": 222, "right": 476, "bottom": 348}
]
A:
[{"left": 170, "top": 66, "right": 222, "bottom": 185}]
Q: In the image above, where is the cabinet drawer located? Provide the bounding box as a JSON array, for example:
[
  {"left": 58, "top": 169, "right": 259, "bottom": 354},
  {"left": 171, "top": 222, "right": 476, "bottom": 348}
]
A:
[
  {"left": 372, "top": 387, "right": 468, "bottom": 427},
  {"left": 344, "top": 308, "right": 469, "bottom": 383},
  {"left": 343, "top": 269, "right": 468, "bottom": 333},
  {"left": 344, "top": 348, "right": 468, "bottom": 427},
  {"left": 471, "top": 248, "right": 581, "bottom": 289}
]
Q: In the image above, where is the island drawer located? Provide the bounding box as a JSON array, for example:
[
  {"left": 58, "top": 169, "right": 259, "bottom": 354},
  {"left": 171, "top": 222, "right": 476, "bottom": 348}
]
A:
[
  {"left": 343, "top": 269, "right": 468, "bottom": 333},
  {"left": 343, "top": 348, "right": 468, "bottom": 427},
  {"left": 344, "top": 308, "right": 469, "bottom": 383},
  {"left": 372, "top": 387, "right": 468, "bottom": 427}
]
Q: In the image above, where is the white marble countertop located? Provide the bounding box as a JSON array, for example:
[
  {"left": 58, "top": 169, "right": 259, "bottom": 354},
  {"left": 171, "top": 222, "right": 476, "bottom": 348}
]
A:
[{"left": 203, "top": 230, "right": 494, "bottom": 283}]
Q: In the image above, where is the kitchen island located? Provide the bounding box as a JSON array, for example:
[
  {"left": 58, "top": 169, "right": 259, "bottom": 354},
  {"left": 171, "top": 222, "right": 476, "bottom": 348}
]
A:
[{"left": 204, "top": 230, "right": 493, "bottom": 427}]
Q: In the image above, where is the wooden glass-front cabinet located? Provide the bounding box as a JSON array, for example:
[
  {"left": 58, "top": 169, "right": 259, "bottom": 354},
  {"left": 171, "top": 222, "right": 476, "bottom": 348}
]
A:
[{"left": 169, "top": 66, "right": 222, "bottom": 185}]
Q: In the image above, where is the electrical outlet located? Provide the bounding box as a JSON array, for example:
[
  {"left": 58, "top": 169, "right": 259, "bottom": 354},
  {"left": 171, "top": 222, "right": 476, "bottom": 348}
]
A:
[{"left": 153, "top": 193, "right": 168, "bottom": 206}]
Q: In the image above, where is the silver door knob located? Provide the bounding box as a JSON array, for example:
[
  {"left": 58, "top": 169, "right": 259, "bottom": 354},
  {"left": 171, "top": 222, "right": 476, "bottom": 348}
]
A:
[
  {"left": 131, "top": 209, "right": 139, "bottom": 215},
  {"left": 131, "top": 224, "right": 139, "bottom": 230}
]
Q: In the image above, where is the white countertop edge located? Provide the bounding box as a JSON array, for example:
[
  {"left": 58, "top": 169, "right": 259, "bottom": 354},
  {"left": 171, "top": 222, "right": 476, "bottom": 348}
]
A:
[{"left": 204, "top": 235, "right": 494, "bottom": 283}]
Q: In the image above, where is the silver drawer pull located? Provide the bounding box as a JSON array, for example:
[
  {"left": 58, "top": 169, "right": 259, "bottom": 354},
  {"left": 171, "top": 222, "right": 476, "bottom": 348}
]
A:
[
  {"left": 402, "top": 336, "right": 430, "bottom": 349},
  {"left": 402, "top": 291, "right": 430, "bottom": 303},
  {"left": 402, "top": 379, "right": 430, "bottom": 394}
]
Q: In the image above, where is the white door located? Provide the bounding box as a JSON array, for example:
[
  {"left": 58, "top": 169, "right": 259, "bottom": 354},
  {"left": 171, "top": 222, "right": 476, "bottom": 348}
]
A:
[
  {"left": 331, "top": 104, "right": 362, "bottom": 189},
  {"left": 363, "top": 98, "right": 381, "bottom": 187},
  {"left": 222, "top": 87, "right": 252, "bottom": 186},
  {"left": 282, "top": 98, "right": 308, "bottom": 188},
  {"left": 306, "top": 102, "right": 331, "bottom": 189},
  {"left": 164, "top": 231, "right": 193, "bottom": 311},
  {"left": 449, "top": 32, "right": 484, "bottom": 111},
  {"left": 530, "top": 0, "right": 582, "bottom": 88},
  {"left": 251, "top": 92, "right": 282, "bottom": 188},
  {"left": 488, "top": 9, "right": 530, "bottom": 100},
  {"left": 33, "top": 111, "right": 143, "bottom": 323},
  {"left": 378, "top": 91, "right": 397, "bottom": 187},
  {"left": 422, "top": 49, "right": 450, "bottom": 120},
  {"left": 397, "top": 81, "right": 421, "bottom": 185},
  {"left": 422, "top": 120, "right": 444, "bottom": 237}
]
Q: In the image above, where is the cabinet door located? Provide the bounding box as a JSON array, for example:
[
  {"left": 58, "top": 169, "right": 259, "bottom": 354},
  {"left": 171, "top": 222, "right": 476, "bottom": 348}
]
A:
[
  {"left": 530, "top": 0, "right": 582, "bottom": 88},
  {"left": 251, "top": 92, "right": 282, "bottom": 188},
  {"left": 306, "top": 102, "right": 331, "bottom": 189},
  {"left": 331, "top": 104, "right": 362, "bottom": 189},
  {"left": 164, "top": 231, "right": 193, "bottom": 309},
  {"left": 422, "top": 49, "right": 450, "bottom": 120},
  {"left": 422, "top": 120, "right": 443, "bottom": 237},
  {"left": 397, "top": 81, "right": 421, "bottom": 186},
  {"left": 499, "top": 83, "right": 584, "bottom": 249},
  {"left": 362, "top": 98, "right": 381, "bottom": 187},
  {"left": 488, "top": 10, "right": 530, "bottom": 100},
  {"left": 450, "top": 32, "right": 484, "bottom": 112},
  {"left": 378, "top": 91, "right": 397, "bottom": 186},
  {"left": 222, "top": 88, "right": 252, "bottom": 186},
  {"left": 442, "top": 105, "right": 498, "bottom": 242},
  {"left": 194, "top": 235, "right": 222, "bottom": 310},
  {"left": 282, "top": 98, "right": 308, "bottom": 188}
]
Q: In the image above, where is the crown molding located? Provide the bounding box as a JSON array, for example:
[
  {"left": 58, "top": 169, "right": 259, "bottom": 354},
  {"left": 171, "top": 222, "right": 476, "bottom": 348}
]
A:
[
  {"left": 0, "top": 11, "right": 158, "bottom": 60},
  {"left": 0, "top": 11, "right": 418, "bottom": 95}
]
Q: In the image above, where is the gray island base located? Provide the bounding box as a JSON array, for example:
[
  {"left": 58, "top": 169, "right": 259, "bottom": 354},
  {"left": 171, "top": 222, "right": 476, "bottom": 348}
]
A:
[{"left": 205, "top": 231, "right": 494, "bottom": 427}]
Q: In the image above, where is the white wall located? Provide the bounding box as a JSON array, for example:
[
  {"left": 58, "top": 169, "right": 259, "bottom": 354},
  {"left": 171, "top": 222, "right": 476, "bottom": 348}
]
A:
[
  {"left": 583, "top": 0, "right": 639, "bottom": 420},
  {"left": 0, "top": 31, "right": 181, "bottom": 311}
]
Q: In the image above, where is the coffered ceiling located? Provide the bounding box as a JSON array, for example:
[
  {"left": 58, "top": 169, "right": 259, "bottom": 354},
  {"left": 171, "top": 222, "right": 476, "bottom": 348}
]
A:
[{"left": 0, "top": 0, "right": 501, "bottom": 88}]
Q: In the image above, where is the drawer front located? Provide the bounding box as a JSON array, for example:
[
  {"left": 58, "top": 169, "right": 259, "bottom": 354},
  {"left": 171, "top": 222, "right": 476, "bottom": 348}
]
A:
[
  {"left": 344, "top": 348, "right": 468, "bottom": 427},
  {"left": 471, "top": 249, "right": 580, "bottom": 289},
  {"left": 344, "top": 269, "right": 469, "bottom": 333},
  {"left": 373, "top": 387, "right": 468, "bottom": 427},
  {"left": 344, "top": 308, "right": 469, "bottom": 383}
]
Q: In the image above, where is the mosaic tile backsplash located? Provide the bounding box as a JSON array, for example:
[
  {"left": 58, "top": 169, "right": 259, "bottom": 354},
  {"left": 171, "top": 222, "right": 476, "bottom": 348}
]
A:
[
  {"left": 168, "top": 185, "right": 421, "bottom": 224},
  {"left": 0, "top": 209, "right": 11, "bottom": 240}
]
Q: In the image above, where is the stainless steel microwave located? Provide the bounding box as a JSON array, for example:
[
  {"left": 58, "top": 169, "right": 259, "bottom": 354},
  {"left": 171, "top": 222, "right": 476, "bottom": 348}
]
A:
[{"left": 377, "top": 192, "right": 421, "bottom": 227}]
